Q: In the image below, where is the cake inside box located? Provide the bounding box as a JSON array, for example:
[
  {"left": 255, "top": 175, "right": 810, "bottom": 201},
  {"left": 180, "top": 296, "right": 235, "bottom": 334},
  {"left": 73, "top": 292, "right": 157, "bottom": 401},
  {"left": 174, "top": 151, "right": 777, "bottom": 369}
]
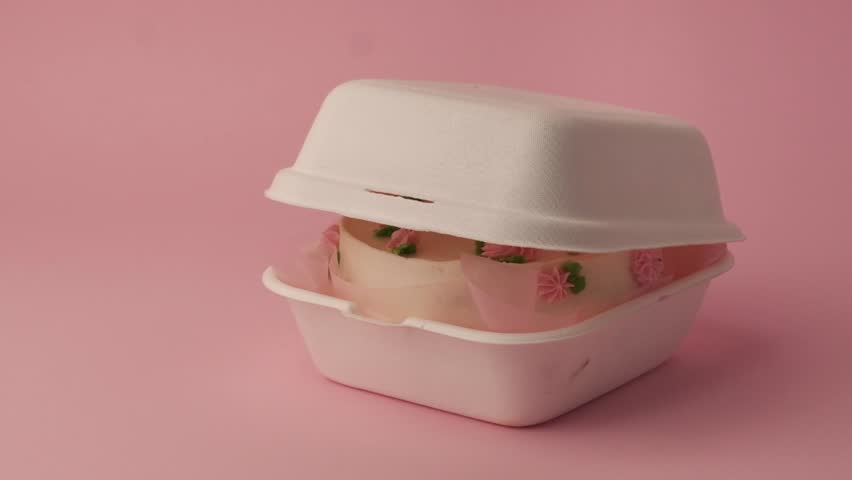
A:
[{"left": 284, "top": 216, "right": 727, "bottom": 334}]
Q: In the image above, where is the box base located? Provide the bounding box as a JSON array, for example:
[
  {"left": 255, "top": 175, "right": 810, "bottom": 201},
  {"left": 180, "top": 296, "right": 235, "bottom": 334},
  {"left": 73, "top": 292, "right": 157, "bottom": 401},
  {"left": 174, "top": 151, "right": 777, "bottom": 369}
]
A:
[{"left": 263, "top": 254, "right": 731, "bottom": 426}]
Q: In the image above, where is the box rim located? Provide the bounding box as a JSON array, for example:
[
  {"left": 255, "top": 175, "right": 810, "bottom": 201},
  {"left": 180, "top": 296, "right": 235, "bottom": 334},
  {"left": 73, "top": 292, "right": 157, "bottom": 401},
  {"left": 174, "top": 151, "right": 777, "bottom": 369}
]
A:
[{"left": 261, "top": 252, "right": 734, "bottom": 345}]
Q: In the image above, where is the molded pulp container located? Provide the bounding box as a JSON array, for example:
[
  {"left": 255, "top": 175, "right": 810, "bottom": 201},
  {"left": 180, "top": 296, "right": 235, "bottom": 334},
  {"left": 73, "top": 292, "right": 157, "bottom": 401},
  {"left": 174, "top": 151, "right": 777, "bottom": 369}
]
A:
[{"left": 263, "top": 79, "right": 744, "bottom": 426}]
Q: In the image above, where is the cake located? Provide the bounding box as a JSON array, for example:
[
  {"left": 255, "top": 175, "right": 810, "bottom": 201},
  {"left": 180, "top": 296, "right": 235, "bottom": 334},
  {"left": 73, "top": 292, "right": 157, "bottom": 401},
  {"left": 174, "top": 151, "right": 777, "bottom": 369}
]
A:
[{"left": 315, "top": 216, "right": 674, "bottom": 332}]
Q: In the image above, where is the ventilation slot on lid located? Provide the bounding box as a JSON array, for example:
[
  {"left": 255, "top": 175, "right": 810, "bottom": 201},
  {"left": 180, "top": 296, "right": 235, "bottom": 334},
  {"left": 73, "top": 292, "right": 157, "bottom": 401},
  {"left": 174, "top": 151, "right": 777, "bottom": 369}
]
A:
[{"left": 366, "top": 189, "right": 434, "bottom": 204}]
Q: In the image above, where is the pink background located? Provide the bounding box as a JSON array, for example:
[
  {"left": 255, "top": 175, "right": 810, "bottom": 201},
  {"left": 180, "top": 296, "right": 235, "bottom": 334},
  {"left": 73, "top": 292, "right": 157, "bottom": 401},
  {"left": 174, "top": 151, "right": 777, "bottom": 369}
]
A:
[{"left": 3, "top": 1, "right": 851, "bottom": 478}]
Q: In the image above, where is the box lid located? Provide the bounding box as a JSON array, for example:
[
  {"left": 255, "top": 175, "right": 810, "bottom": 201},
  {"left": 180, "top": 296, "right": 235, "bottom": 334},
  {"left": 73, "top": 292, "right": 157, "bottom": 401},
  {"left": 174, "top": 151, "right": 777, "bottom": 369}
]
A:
[{"left": 266, "top": 79, "right": 744, "bottom": 252}]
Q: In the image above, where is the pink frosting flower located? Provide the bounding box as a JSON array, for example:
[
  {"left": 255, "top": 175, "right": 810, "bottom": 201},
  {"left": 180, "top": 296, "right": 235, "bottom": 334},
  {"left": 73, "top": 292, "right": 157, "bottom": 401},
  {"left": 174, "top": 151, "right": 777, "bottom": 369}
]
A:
[
  {"left": 386, "top": 228, "right": 418, "bottom": 249},
  {"left": 537, "top": 266, "right": 573, "bottom": 303},
  {"left": 481, "top": 243, "right": 540, "bottom": 261},
  {"left": 322, "top": 224, "right": 340, "bottom": 248},
  {"left": 631, "top": 249, "right": 665, "bottom": 287}
]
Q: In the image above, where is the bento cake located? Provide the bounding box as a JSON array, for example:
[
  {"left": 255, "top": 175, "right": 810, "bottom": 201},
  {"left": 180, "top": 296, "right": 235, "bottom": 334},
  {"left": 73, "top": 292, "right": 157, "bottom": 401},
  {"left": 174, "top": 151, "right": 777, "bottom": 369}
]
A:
[{"left": 324, "top": 217, "right": 658, "bottom": 332}]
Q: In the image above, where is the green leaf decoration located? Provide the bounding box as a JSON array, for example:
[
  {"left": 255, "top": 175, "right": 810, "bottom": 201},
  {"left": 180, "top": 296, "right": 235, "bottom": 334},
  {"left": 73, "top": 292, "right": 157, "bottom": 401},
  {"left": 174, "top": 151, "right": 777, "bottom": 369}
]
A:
[
  {"left": 474, "top": 240, "right": 485, "bottom": 256},
  {"left": 569, "top": 275, "right": 587, "bottom": 294},
  {"left": 391, "top": 243, "right": 417, "bottom": 256},
  {"left": 561, "top": 261, "right": 583, "bottom": 276},
  {"left": 497, "top": 255, "right": 526, "bottom": 264},
  {"left": 374, "top": 225, "right": 400, "bottom": 237},
  {"left": 558, "top": 261, "right": 586, "bottom": 293}
]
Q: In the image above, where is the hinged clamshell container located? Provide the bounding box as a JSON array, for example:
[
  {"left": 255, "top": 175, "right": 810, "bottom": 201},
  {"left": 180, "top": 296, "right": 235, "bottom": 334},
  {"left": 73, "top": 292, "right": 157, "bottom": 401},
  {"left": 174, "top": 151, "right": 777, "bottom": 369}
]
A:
[{"left": 263, "top": 79, "right": 744, "bottom": 426}]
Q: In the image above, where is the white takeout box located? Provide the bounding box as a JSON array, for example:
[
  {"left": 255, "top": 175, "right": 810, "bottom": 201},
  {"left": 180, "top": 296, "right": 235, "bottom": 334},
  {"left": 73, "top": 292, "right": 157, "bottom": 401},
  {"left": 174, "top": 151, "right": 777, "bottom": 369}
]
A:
[{"left": 263, "top": 79, "right": 744, "bottom": 426}]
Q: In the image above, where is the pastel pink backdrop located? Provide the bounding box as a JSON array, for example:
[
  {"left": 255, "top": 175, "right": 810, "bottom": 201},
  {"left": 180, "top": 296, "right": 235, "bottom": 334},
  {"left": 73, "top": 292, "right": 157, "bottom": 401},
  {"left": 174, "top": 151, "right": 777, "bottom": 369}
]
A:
[{"left": 2, "top": 1, "right": 851, "bottom": 479}]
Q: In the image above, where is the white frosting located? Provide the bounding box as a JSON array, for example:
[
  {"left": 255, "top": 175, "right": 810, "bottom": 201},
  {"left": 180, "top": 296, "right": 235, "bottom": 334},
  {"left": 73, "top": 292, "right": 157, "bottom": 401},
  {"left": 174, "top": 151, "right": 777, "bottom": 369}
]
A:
[
  {"left": 336, "top": 217, "right": 639, "bottom": 330},
  {"left": 338, "top": 217, "right": 470, "bottom": 287}
]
